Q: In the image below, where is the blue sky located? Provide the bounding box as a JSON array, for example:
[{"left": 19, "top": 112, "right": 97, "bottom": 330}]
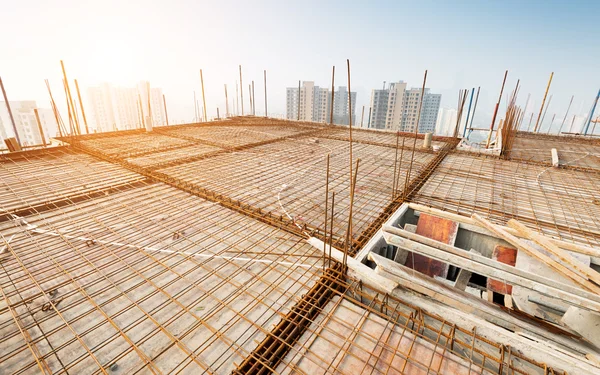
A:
[{"left": 1, "top": 0, "right": 598, "bottom": 129}]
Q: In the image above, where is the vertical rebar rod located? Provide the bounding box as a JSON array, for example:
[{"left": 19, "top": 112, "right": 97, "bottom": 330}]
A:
[
  {"left": 147, "top": 82, "right": 152, "bottom": 127},
  {"left": 33, "top": 109, "right": 47, "bottom": 146},
  {"left": 558, "top": 95, "right": 574, "bottom": 135},
  {"left": 263, "top": 70, "right": 268, "bottom": 117},
  {"left": 200, "top": 69, "right": 207, "bottom": 122},
  {"left": 323, "top": 154, "right": 330, "bottom": 272},
  {"left": 224, "top": 84, "right": 230, "bottom": 117},
  {"left": 404, "top": 70, "right": 428, "bottom": 197},
  {"left": 63, "top": 79, "right": 75, "bottom": 135},
  {"left": 252, "top": 80, "right": 256, "bottom": 116},
  {"left": 539, "top": 94, "right": 553, "bottom": 133},
  {"left": 60, "top": 60, "right": 80, "bottom": 135},
  {"left": 297, "top": 80, "right": 301, "bottom": 121},
  {"left": 0, "top": 76, "right": 21, "bottom": 146},
  {"left": 462, "top": 88, "right": 475, "bottom": 138},
  {"left": 367, "top": 106, "right": 372, "bottom": 128},
  {"left": 217, "top": 107, "right": 220, "bottom": 120},
  {"left": 45, "top": 79, "right": 64, "bottom": 138},
  {"left": 391, "top": 132, "right": 400, "bottom": 200},
  {"left": 360, "top": 105, "right": 365, "bottom": 127},
  {"left": 467, "top": 87, "right": 480, "bottom": 135},
  {"left": 584, "top": 89, "right": 600, "bottom": 135},
  {"left": 239, "top": 65, "right": 244, "bottom": 116},
  {"left": 163, "top": 94, "right": 169, "bottom": 126},
  {"left": 329, "top": 192, "right": 335, "bottom": 269},
  {"left": 533, "top": 72, "right": 554, "bottom": 133},
  {"left": 527, "top": 113, "right": 534, "bottom": 132},
  {"left": 194, "top": 91, "right": 198, "bottom": 122},
  {"left": 344, "top": 159, "right": 360, "bottom": 272},
  {"left": 330, "top": 66, "right": 335, "bottom": 125},
  {"left": 546, "top": 113, "right": 556, "bottom": 135},
  {"left": 249, "top": 85, "right": 253, "bottom": 116},
  {"left": 74, "top": 79, "right": 89, "bottom": 134},
  {"left": 138, "top": 93, "right": 145, "bottom": 129},
  {"left": 486, "top": 70, "right": 508, "bottom": 148},
  {"left": 235, "top": 81, "right": 239, "bottom": 116}
]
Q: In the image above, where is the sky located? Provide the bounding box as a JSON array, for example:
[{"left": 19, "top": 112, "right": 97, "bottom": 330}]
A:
[{"left": 1, "top": 0, "right": 599, "bottom": 132}]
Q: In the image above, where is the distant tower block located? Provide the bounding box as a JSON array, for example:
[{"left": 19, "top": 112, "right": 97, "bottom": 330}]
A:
[{"left": 145, "top": 115, "right": 153, "bottom": 132}]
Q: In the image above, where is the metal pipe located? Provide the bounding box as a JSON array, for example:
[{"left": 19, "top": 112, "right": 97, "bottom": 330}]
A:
[
  {"left": 0, "top": 76, "right": 21, "bottom": 146},
  {"left": 533, "top": 72, "right": 554, "bottom": 133},
  {"left": 74, "top": 79, "right": 89, "bottom": 134}
]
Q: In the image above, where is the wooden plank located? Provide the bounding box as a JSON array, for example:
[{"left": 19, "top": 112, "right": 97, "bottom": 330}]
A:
[
  {"left": 381, "top": 226, "right": 600, "bottom": 312},
  {"left": 472, "top": 214, "right": 600, "bottom": 294},
  {"left": 508, "top": 219, "right": 600, "bottom": 288},
  {"left": 369, "top": 252, "right": 600, "bottom": 366},
  {"left": 408, "top": 203, "right": 600, "bottom": 259},
  {"left": 404, "top": 213, "right": 457, "bottom": 278},
  {"left": 487, "top": 245, "right": 517, "bottom": 295}
]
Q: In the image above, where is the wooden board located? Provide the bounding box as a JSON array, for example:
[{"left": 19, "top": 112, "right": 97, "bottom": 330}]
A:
[
  {"left": 404, "top": 213, "right": 458, "bottom": 278},
  {"left": 487, "top": 245, "right": 517, "bottom": 294}
]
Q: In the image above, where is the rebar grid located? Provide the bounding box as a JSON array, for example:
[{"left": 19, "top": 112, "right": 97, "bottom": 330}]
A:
[
  {"left": 155, "top": 125, "right": 318, "bottom": 150},
  {"left": 321, "top": 128, "right": 451, "bottom": 150},
  {"left": 412, "top": 152, "right": 600, "bottom": 248},
  {"left": 125, "top": 144, "right": 223, "bottom": 169},
  {"left": 157, "top": 136, "right": 435, "bottom": 248},
  {"left": 509, "top": 135, "right": 600, "bottom": 171},
  {"left": 0, "top": 121, "right": 567, "bottom": 375},
  {"left": 0, "top": 149, "right": 144, "bottom": 216},
  {"left": 80, "top": 133, "right": 193, "bottom": 159},
  {"left": 0, "top": 151, "right": 326, "bottom": 374},
  {"left": 267, "top": 277, "right": 559, "bottom": 375}
]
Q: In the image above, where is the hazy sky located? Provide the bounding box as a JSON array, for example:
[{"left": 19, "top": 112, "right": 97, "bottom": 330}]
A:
[{"left": 1, "top": 0, "right": 599, "bottom": 130}]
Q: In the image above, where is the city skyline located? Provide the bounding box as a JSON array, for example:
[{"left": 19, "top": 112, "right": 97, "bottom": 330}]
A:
[{"left": 1, "top": 1, "right": 598, "bottom": 134}]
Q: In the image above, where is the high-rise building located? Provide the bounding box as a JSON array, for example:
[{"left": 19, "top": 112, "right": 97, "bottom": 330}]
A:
[
  {"left": 368, "top": 82, "right": 441, "bottom": 133},
  {"left": 286, "top": 81, "right": 356, "bottom": 125},
  {"left": 332, "top": 86, "right": 357, "bottom": 125},
  {"left": 435, "top": 107, "right": 458, "bottom": 137},
  {"left": 369, "top": 82, "right": 407, "bottom": 130},
  {"left": 286, "top": 81, "right": 329, "bottom": 122},
  {"left": 88, "top": 81, "right": 166, "bottom": 133},
  {"left": 0, "top": 101, "right": 58, "bottom": 146},
  {"left": 402, "top": 88, "right": 441, "bottom": 133}
]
